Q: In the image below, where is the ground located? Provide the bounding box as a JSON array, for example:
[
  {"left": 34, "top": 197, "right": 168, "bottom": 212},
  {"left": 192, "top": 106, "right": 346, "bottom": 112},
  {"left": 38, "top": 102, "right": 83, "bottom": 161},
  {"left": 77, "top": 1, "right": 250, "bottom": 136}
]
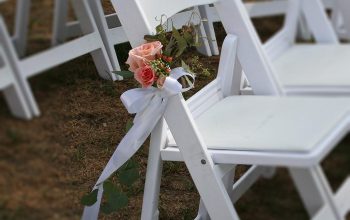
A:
[{"left": 0, "top": 0, "right": 349, "bottom": 219}]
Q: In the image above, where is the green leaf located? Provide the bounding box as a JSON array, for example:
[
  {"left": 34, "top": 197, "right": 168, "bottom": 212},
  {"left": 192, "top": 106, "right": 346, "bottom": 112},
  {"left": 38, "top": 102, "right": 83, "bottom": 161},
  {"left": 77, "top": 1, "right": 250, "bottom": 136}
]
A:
[
  {"left": 144, "top": 34, "right": 160, "bottom": 42},
  {"left": 101, "top": 181, "right": 128, "bottom": 214},
  {"left": 156, "top": 24, "right": 165, "bottom": 34},
  {"left": 181, "top": 60, "right": 191, "bottom": 73},
  {"left": 164, "top": 36, "right": 176, "bottom": 56},
  {"left": 111, "top": 71, "right": 134, "bottom": 79},
  {"left": 101, "top": 192, "right": 128, "bottom": 214},
  {"left": 183, "top": 31, "right": 194, "bottom": 45},
  {"left": 81, "top": 189, "right": 98, "bottom": 206},
  {"left": 125, "top": 119, "right": 133, "bottom": 132},
  {"left": 119, "top": 160, "right": 139, "bottom": 186},
  {"left": 172, "top": 26, "right": 188, "bottom": 57},
  {"left": 119, "top": 168, "right": 139, "bottom": 186}
]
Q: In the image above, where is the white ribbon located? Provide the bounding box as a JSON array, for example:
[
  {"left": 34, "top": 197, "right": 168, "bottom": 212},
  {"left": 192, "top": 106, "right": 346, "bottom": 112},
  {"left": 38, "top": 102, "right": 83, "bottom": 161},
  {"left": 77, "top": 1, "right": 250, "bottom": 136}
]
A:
[{"left": 82, "top": 67, "right": 194, "bottom": 220}]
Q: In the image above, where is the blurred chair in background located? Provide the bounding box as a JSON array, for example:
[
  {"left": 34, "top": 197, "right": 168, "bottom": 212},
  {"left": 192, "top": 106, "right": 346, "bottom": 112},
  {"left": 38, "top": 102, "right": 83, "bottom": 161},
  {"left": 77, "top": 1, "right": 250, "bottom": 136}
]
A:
[
  {"left": 0, "top": 27, "right": 32, "bottom": 119},
  {"left": 331, "top": 0, "right": 350, "bottom": 40},
  {"left": 51, "top": 0, "right": 213, "bottom": 74},
  {"left": 0, "top": 0, "right": 117, "bottom": 119}
]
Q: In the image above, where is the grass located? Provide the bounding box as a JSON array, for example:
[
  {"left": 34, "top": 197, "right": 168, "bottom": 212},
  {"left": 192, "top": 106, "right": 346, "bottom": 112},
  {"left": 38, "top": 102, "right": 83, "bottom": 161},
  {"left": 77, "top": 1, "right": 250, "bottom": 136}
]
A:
[{"left": 0, "top": 1, "right": 349, "bottom": 219}]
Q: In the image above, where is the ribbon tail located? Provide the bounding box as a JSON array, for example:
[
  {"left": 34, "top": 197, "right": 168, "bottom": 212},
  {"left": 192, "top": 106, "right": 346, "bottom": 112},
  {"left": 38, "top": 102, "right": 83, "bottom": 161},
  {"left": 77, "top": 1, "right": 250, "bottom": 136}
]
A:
[
  {"left": 82, "top": 99, "right": 166, "bottom": 220},
  {"left": 82, "top": 184, "right": 103, "bottom": 220}
]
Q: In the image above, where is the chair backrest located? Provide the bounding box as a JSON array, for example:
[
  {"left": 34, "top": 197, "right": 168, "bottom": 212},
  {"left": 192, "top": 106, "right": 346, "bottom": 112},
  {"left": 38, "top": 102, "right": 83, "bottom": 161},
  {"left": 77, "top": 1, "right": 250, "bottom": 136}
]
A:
[
  {"left": 113, "top": 0, "right": 282, "bottom": 96},
  {"left": 334, "top": 0, "right": 350, "bottom": 38},
  {"left": 258, "top": 0, "right": 339, "bottom": 60}
]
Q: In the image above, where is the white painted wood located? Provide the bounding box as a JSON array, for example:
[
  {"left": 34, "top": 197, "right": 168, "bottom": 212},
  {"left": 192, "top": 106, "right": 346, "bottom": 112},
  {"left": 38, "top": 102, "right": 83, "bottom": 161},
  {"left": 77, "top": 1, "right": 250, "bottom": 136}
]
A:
[
  {"left": 231, "top": 166, "right": 272, "bottom": 203},
  {"left": 0, "top": 42, "right": 32, "bottom": 119},
  {"left": 115, "top": 0, "right": 350, "bottom": 219},
  {"left": 313, "top": 177, "right": 350, "bottom": 219},
  {"left": 52, "top": 0, "right": 69, "bottom": 46},
  {"left": 0, "top": 16, "right": 38, "bottom": 118},
  {"left": 334, "top": 177, "right": 350, "bottom": 218},
  {"left": 164, "top": 94, "right": 240, "bottom": 220},
  {"left": 302, "top": 0, "right": 339, "bottom": 43},
  {"left": 0, "top": 0, "right": 117, "bottom": 118},
  {"left": 335, "top": 0, "right": 350, "bottom": 40},
  {"left": 196, "top": 164, "right": 236, "bottom": 220},
  {"left": 141, "top": 119, "right": 167, "bottom": 220},
  {"left": 11, "top": 0, "right": 30, "bottom": 57},
  {"left": 289, "top": 166, "right": 341, "bottom": 218}
]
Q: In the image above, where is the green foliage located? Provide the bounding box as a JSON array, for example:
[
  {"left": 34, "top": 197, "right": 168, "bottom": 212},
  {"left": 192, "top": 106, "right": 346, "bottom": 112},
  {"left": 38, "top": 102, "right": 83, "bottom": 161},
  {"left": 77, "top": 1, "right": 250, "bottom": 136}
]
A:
[
  {"left": 81, "top": 189, "right": 98, "bottom": 206},
  {"left": 144, "top": 11, "right": 212, "bottom": 77},
  {"left": 81, "top": 159, "right": 139, "bottom": 214},
  {"left": 118, "top": 160, "right": 139, "bottom": 186},
  {"left": 144, "top": 11, "right": 203, "bottom": 60},
  {"left": 101, "top": 181, "right": 128, "bottom": 214},
  {"left": 111, "top": 70, "right": 134, "bottom": 79},
  {"left": 125, "top": 119, "right": 133, "bottom": 132}
]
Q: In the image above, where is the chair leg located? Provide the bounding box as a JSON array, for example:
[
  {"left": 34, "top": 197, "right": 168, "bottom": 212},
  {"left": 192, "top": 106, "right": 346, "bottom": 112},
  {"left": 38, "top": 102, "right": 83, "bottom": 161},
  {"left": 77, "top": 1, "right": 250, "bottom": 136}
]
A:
[
  {"left": 296, "top": 14, "right": 313, "bottom": 41},
  {"left": 87, "top": 0, "right": 121, "bottom": 73},
  {"left": 0, "top": 16, "right": 40, "bottom": 117},
  {"left": 196, "top": 164, "right": 236, "bottom": 220},
  {"left": 52, "top": 0, "right": 69, "bottom": 46},
  {"left": 69, "top": 0, "right": 116, "bottom": 80},
  {"left": 3, "top": 83, "right": 32, "bottom": 119},
  {"left": 12, "top": 0, "right": 30, "bottom": 57},
  {"left": 194, "top": 7, "right": 212, "bottom": 57},
  {"left": 289, "top": 165, "right": 342, "bottom": 219},
  {"left": 198, "top": 5, "right": 220, "bottom": 56},
  {"left": 141, "top": 119, "right": 167, "bottom": 220}
]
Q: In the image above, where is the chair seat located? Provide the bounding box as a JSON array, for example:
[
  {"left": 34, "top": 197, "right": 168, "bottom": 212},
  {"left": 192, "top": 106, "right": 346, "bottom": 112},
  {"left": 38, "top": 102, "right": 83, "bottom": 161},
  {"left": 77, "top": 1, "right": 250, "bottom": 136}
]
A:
[
  {"left": 273, "top": 44, "right": 350, "bottom": 88},
  {"left": 167, "top": 96, "right": 350, "bottom": 152}
]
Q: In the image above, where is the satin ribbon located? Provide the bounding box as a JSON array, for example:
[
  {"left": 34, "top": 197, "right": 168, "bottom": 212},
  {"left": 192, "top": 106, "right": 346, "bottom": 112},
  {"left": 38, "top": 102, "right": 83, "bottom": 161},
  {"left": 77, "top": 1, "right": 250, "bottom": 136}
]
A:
[{"left": 82, "top": 67, "right": 194, "bottom": 220}]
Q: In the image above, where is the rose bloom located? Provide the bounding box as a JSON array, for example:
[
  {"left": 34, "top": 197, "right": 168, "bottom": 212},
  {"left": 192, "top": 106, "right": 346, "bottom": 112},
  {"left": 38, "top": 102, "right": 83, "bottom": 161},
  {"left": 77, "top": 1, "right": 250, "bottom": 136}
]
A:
[
  {"left": 135, "top": 65, "right": 156, "bottom": 88},
  {"left": 126, "top": 41, "right": 163, "bottom": 72}
]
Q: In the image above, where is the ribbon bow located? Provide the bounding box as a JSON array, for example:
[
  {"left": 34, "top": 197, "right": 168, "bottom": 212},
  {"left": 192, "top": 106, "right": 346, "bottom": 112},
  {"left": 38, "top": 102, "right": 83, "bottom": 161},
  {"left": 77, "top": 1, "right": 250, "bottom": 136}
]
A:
[{"left": 82, "top": 67, "right": 194, "bottom": 220}]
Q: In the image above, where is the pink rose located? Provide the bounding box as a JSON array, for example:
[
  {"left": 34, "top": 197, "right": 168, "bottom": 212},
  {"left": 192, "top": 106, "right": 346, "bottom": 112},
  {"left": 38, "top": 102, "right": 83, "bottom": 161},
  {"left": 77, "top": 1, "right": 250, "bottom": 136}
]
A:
[
  {"left": 135, "top": 66, "right": 156, "bottom": 88},
  {"left": 126, "top": 41, "right": 163, "bottom": 72}
]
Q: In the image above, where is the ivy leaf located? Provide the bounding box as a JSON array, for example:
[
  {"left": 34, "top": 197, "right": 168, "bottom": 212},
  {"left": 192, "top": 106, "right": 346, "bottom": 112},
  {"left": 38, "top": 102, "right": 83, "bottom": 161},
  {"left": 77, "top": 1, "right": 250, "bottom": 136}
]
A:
[
  {"left": 156, "top": 24, "right": 165, "bottom": 34},
  {"left": 183, "top": 30, "right": 194, "bottom": 45},
  {"left": 111, "top": 71, "right": 134, "bottom": 79},
  {"left": 101, "top": 182, "right": 128, "bottom": 214},
  {"left": 119, "top": 160, "right": 139, "bottom": 186},
  {"left": 144, "top": 34, "right": 160, "bottom": 42},
  {"left": 181, "top": 60, "right": 192, "bottom": 73},
  {"left": 164, "top": 36, "right": 176, "bottom": 57},
  {"left": 81, "top": 189, "right": 98, "bottom": 206},
  {"left": 172, "top": 26, "right": 187, "bottom": 57},
  {"left": 125, "top": 119, "right": 133, "bottom": 132}
]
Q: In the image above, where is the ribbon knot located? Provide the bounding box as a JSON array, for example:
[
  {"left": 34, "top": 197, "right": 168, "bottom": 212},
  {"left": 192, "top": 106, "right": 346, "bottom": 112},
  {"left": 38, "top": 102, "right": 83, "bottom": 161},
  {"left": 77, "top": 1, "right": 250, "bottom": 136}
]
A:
[{"left": 82, "top": 67, "right": 194, "bottom": 220}]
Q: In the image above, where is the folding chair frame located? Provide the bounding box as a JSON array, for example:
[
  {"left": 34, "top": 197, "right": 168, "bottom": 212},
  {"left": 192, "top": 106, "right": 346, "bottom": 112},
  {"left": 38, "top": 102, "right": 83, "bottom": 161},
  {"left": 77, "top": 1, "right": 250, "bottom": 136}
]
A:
[{"left": 0, "top": 0, "right": 116, "bottom": 117}]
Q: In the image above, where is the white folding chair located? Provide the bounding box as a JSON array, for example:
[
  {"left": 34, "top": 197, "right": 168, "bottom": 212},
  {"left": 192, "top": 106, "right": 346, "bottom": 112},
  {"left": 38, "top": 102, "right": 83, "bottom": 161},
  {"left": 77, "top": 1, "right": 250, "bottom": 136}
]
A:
[
  {"left": 0, "top": 0, "right": 116, "bottom": 118},
  {"left": 201, "top": 0, "right": 342, "bottom": 56},
  {"left": 331, "top": 0, "right": 350, "bottom": 40},
  {"left": 0, "top": 42, "right": 32, "bottom": 119},
  {"left": 227, "top": 0, "right": 350, "bottom": 96},
  {"left": 51, "top": 0, "right": 213, "bottom": 73},
  {"left": 1, "top": 0, "right": 31, "bottom": 57},
  {"left": 114, "top": 0, "right": 350, "bottom": 219}
]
